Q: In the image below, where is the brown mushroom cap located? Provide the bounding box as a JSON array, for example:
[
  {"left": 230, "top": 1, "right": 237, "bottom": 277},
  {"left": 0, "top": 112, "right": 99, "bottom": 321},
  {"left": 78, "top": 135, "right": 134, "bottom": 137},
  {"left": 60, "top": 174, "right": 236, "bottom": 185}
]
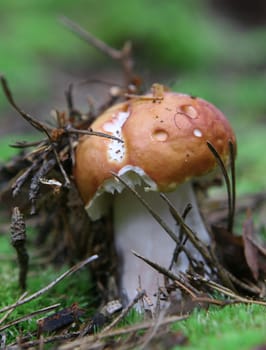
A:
[{"left": 74, "top": 91, "right": 236, "bottom": 209}]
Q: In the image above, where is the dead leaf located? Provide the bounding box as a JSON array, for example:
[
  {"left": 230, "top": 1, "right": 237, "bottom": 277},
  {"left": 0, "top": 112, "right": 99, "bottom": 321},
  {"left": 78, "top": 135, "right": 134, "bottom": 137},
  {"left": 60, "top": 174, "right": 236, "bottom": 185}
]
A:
[
  {"left": 212, "top": 225, "right": 253, "bottom": 280},
  {"left": 242, "top": 210, "right": 259, "bottom": 281},
  {"left": 37, "top": 303, "right": 85, "bottom": 336}
]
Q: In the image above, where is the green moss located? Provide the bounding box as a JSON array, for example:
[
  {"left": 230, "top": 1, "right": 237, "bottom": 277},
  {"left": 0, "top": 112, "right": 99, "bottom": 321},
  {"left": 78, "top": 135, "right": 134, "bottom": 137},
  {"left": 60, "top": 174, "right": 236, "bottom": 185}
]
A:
[
  {"left": 172, "top": 304, "right": 266, "bottom": 350},
  {"left": 0, "top": 261, "right": 94, "bottom": 342},
  {"left": 0, "top": 226, "right": 94, "bottom": 343}
]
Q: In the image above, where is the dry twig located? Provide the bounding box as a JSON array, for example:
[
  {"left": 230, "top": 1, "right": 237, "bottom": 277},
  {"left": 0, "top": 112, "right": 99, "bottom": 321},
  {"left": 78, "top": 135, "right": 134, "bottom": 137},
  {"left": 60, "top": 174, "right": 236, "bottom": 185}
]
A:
[
  {"left": 0, "top": 255, "right": 98, "bottom": 315},
  {"left": 60, "top": 16, "right": 134, "bottom": 86},
  {"left": 0, "top": 303, "right": 60, "bottom": 332}
]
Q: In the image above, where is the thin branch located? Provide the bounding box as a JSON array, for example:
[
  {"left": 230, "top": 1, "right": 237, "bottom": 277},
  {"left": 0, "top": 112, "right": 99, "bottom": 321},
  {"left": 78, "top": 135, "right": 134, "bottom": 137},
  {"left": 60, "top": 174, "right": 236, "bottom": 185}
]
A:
[
  {"left": 12, "top": 163, "right": 38, "bottom": 197},
  {"left": 10, "top": 332, "right": 79, "bottom": 349},
  {"left": 169, "top": 203, "right": 192, "bottom": 271},
  {"left": 111, "top": 173, "right": 181, "bottom": 246},
  {"left": 100, "top": 314, "right": 188, "bottom": 338},
  {"left": 0, "top": 255, "right": 98, "bottom": 315},
  {"left": 0, "top": 75, "right": 52, "bottom": 136},
  {"left": 194, "top": 275, "right": 266, "bottom": 305},
  {"left": 11, "top": 315, "right": 188, "bottom": 350},
  {"left": 52, "top": 147, "right": 71, "bottom": 188},
  {"left": 0, "top": 75, "right": 72, "bottom": 189},
  {"left": 159, "top": 194, "right": 238, "bottom": 291},
  {"left": 78, "top": 77, "right": 123, "bottom": 87},
  {"left": 0, "top": 292, "right": 27, "bottom": 326},
  {"left": 10, "top": 139, "right": 47, "bottom": 149},
  {"left": 59, "top": 16, "right": 134, "bottom": 84},
  {"left": 132, "top": 250, "right": 199, "bottom": 298},
  {"left": 112, "top": 172, "right": 238, "bottom": 291},
  {"left": 60, "top": 16, "right": 123, "bottom": 60},
  {"left": 0, "top": 303, "right": 60, "bottom": 332},
  {"left": 67, "top": 127, "right": 123, "bottom": 143},
  {"left": 223, "top": 269, "right": 261, "bottom": 295},
  {"left": 159, "top": 193, "right": 212, "bottom": 263}
]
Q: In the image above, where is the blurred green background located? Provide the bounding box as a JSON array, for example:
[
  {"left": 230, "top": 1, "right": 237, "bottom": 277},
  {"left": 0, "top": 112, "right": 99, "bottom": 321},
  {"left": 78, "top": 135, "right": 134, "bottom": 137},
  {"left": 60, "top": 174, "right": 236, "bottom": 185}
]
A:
[{"left": 0, "top": 0, "right": 266, "bottom": 194}]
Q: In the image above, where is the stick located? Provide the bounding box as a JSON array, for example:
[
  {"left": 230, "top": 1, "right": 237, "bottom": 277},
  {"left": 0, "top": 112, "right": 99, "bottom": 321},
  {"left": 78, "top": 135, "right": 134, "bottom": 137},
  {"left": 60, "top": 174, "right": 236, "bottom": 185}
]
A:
[{"left": 0, "top": 255, "right": 98, "bottom": 314}]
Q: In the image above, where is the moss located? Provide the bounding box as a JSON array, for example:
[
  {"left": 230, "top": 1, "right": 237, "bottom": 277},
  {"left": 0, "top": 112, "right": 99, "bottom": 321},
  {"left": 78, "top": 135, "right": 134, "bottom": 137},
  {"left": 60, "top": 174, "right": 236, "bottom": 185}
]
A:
[{"left": 172, "top": 304, "right": 266, "bottom": 350}]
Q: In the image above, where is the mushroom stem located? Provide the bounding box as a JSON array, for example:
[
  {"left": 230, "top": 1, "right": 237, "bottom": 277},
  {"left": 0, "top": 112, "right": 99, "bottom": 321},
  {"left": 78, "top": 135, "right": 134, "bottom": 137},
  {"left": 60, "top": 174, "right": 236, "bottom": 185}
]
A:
[{"left": 114, "top": 181, "right": 210, "bottom": 305}]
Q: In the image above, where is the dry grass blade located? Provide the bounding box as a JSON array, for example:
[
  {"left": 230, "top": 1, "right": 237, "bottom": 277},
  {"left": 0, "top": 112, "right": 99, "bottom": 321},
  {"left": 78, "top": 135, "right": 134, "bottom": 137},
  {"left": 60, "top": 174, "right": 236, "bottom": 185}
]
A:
[
  {"left": 9, "top": 139, "right": 47, "bottom": 148},
  {"left": 8, "top": 315, "right": 187, "bottom": 350},
  {"left": 196, "top": 277, "right": 266, "bottom": 305},
  {"left": 12, "top": 164, "right": 37, "bottom": 197},
  {"left": 133, "top": 253, "right": 231, "bottom": 307},
  {"left": 58, "top": 315, "right": 188, "bottom": 350},
  {"left": 67, "top": 127, "right": 123, "bottom": 143},
  {"left": 0, "top": 303, "right": 60, "bottom": 332},
  {"left": 60, "top": 16, "right": 123, "bottom": 60},
  {"left": 51, "top": 146, "right": 71, "bottom": 188},
  {"left": 0, "top": 255, "right": 98, "bottom": 314},
  {"left": 111, "top": 173, "right": 181, "bottom": 246},
  {"left": 132, "top": 250, "right": 199, "bottom": 298},
  {"left": 112, "top": 173, "right": 237, "bottom": 291},
  {"left": 0, "top": 292, "right": 27, "bottom": 326},
  {"left": 159, "top": 193, "right": 211, "bottom": 261},
  {"left": 159, "top": 193, "right": 236, "bottom": 291},
  {"left": 223, "top": 270, "right": 262, "bottom": 295},
  {"left": 9, "top": 332, "right": 80, "bottom": 350},
  {"left": 1, "top": 75, "right": 71, "bottom": 189}
]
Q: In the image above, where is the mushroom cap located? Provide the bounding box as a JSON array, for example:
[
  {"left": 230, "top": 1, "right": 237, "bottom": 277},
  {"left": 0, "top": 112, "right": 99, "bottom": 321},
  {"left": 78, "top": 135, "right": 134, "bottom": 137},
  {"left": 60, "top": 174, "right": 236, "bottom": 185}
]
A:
[{"left": 74, "top": 91, "right": 236, "bottom": 216}]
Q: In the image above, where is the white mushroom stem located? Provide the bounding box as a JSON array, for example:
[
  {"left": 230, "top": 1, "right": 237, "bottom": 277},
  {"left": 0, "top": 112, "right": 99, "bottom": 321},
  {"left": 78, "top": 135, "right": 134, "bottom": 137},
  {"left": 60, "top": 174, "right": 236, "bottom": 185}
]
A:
[{"left": 113, "top": 181, "right": 210, "bottom": 305}]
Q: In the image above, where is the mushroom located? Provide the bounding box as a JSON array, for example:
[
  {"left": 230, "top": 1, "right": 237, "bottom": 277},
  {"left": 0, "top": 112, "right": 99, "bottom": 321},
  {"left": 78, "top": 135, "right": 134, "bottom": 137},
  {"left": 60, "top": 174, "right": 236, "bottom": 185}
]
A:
[{"left": 74, "top": 86, "right": 236, "bottom": 306}]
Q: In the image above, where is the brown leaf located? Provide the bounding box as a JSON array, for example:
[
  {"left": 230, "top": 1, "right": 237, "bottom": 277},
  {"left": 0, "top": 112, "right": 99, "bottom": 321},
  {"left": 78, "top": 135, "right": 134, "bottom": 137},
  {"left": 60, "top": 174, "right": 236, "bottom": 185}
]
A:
[
  {"left": 37, "top": 303, "right": 85, "bottom": 336},
  {"left": 242, "top": 210, "right": 259, "bottom": 281},
  {"left": 212, "top": 225, "right": 252, "bottom": 280}
]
